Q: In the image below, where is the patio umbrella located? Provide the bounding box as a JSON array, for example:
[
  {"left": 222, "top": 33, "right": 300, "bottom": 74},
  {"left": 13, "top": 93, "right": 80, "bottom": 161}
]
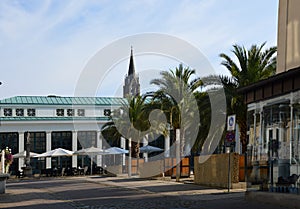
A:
[
  {"left": 74, "top": 146, "right": 109, "bottom": 175},
  {"left": 104, "top": 147, "right": 129, "bottom": 166},
  {"left": 35, "top": 148, "right": 74, "bottom": 168},
  {"left": 140, "top": 145, "right": 164, "bottom": 153},
  {"left": 105, "top": 147, "right": 128, "bottom": 154},
  {"left": 35, "top": 148, "right": 74, "bottom": 158},
  {"left": 74, "top": 146, "right": 108, "bottom": 155},
  {"left": 13, "top": 150, "right": 39, "bottom": 158}
]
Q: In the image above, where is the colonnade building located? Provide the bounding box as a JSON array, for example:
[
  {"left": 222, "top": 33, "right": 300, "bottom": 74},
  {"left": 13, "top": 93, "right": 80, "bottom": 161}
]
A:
[
  {"left": 0, "top": 96, "right": 124, "bottom": 173},
  {"left": 0, "top": 48, "right": 141, "bottom": 174}
]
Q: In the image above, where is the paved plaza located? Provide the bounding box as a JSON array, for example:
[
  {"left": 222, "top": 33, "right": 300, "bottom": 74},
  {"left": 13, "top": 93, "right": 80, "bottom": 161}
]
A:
[{"left": 0, "top": 176, "right": 289, "bottom": 209}]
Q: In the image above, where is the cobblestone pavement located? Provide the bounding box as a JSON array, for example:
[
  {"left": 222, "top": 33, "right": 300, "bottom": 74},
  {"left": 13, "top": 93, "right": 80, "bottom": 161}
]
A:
[{"left": 0, "top": 176, "right": 289, "bottom": 209}]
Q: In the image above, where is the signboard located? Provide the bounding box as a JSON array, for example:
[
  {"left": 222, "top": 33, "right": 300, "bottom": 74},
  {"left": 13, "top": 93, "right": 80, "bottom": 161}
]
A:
[
  {"left": 227, "top": 115, "right": 236, "bottom": 131},
  {"left": 225, "top": 131, "right": 235, "bottom": 147}
]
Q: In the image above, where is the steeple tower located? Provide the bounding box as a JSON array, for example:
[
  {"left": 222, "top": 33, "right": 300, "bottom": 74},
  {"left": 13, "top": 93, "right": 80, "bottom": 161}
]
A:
[
  {"left": 123, "top": 47, "right": 140, "bottom": 97},
  {"left": 128, "top": 46, "right": 135, "bottom": 76}
]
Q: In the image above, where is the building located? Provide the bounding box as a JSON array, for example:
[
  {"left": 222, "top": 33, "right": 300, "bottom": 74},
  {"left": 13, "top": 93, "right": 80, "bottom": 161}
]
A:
[
  {"left": 0, "top": 48, "right": 141, "bottom": 174},
  {"left": 123, "top": 47, "right": 140, "bottom": 97},
  {"left": 0, "top": 96, "right": 124, "bottom": 174},
  {"left": 239, "top": 0, "right": 300, "bottom": 190}
]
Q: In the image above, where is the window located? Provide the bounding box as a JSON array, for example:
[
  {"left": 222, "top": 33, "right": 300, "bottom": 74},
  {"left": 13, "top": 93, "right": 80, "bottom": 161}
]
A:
[
  {"left": 67, "top": 109, "right": 74, "bottom": 116},
  {"left": 27, "top": 109, "right": 36, "bottom": 116},
  {"left": 51, "top": 132, "right": 72, "bottom": 150},
  {"left": 77, "top": 131, "right": 97, "bottom": 149},
  {"left": 51, "top": 132, "right": 72, "bottom": 168},
  {"left": 4, "top": 108, "right": 12, "bottom": 116},
  {"left": 16, "top": 108, "right": 24, "bottom": 116},
  {"left": 77, "top": 109, "right": 85, "bottom": 116},
  {"left": 27, "top": 132, "right": 46, "bottom": 153},
  {"left": 104, "top": 109, "right": 111, "bottom": 116},
  {"left": 56, "top": 109, "right": 64, "bottom": 116}
]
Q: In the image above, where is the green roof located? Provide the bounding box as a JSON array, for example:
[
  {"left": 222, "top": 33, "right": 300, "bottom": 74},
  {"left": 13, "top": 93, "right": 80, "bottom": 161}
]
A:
[
  {"left": 0, "top": 96, "right": 126, "bottom": 106},
  {"left": 0, "top": 116, "right": 110, "bottom": 121}
]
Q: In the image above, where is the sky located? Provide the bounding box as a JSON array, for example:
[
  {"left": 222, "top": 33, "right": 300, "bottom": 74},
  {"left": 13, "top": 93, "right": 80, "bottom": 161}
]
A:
[{"left": 0, "top": 0, "right": 279, "bottom": 99}]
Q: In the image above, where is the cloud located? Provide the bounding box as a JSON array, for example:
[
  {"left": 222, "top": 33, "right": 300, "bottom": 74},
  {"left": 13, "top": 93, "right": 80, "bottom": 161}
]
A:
[{"left": 0, "top": 0, "right": 278, "bottom": 99}]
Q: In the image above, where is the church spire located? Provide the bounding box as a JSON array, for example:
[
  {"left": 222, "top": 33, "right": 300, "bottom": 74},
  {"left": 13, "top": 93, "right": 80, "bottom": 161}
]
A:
[
  {"left": 123, "top": 47, "right": 140, "bottom": 97},
  {"left": 128, "top": 46, "right": 135, "bottom": 76}
]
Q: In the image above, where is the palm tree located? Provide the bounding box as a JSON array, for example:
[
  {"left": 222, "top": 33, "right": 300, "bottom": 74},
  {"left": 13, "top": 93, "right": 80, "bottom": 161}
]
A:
[
  {"left": 102, "top": 95, "right": 151, "bottom": 176},
  {"left": 151, "top": 64, "right": 201, "bottom": 156},
  {"left": 220, "top": 42, "right": 277, "bottom": 152},
  {"left": 108, "top": 95, "right": 150, "bottom": 158},
  {"left": 150, "top": 64, "right": 202, "bottom": 181}
]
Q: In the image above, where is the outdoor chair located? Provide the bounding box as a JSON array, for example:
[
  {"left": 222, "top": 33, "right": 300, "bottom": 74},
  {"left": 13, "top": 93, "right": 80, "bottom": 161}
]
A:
[
  {"left": 69, "top": 167, "right": 78, "bottom": 176},
  {"left": 16, "top": 170, "right": 23, "bottom": 178}
]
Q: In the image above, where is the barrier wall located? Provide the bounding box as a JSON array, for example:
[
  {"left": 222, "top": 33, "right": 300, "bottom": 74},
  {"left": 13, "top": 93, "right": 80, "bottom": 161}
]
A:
[{"left": 194, "top": 153, "right": 239, "bottom": 188}]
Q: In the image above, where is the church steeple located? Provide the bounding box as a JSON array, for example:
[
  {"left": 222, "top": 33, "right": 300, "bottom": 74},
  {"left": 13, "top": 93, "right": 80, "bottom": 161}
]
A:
[
  {"left": 123, "top": 47, "right": 140, "bottom": 97},
  {"left": 128, "top": 46, "right": 135, "bottom": 76}
]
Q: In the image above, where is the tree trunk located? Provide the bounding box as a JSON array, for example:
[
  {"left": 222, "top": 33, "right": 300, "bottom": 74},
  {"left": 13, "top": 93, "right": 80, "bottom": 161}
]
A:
[{"left": 238, "top": 112, "right": 248, "bottom": 153}]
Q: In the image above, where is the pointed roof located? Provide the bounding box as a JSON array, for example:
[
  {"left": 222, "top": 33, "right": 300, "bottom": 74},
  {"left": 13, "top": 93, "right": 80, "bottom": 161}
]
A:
[{"left": 128, "top": 46, "right": 135, "bottom": 76}]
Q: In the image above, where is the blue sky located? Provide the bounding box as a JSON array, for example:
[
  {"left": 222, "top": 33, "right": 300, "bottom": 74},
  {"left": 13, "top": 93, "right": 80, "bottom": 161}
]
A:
[{"left": 0, "top": 0, "right": 279, "bottom": 99}]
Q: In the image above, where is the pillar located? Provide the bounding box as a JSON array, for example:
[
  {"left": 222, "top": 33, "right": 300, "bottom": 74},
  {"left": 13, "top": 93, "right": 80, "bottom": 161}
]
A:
[
  {"left": 143, "top": 135, "right": 148, "bottom": 162},
  {"left": 121, "top": 137, "right": 126, "bottom": 166},
  {"left": 258, "top": 110, "right": 263, "bottom": 160},
  {"left": 289, "top": 99, "right": 293, "bottom": 165},
  {"left": 46, "top": 132, "right": 51, "bottom": 169},
  {"left": 253, "top": 112, "right": 257, "bottom": 161},
  {"left": 176, "top": 129, "right": 180, "bottom": 182},
  {"left": 128, "top": 137, "right": 132, "bottom": 177},
  {"left": 165, "top": 134, "right": 170, "bottom": 158},
  {"left": 18, "top": 132, "right": 25, "bottom": 171},
  {"left": 72, "top": 131, "right": 77, "bottom": 168},
  {"left": 96, "top": 131, "right": 102, "bottom": 167}
]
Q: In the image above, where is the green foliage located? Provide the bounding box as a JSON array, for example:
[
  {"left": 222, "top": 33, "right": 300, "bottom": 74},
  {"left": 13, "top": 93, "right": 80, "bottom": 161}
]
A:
[{"left": 219, "top": 42, "right": 277, "bottom": 152}]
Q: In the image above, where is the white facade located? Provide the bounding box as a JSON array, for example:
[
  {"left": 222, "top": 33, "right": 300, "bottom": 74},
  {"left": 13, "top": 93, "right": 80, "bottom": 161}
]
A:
[{"left": 0, "top": 96, "right": 123, "bottom": 172}]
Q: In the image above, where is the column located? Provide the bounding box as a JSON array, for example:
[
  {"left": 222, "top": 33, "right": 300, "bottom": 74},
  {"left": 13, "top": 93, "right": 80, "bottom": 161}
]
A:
[
  {"left": 18, "top": 132, "right": 25, "bottom": 171},
  {"left": 128, "top": 137, "right": 132, "bottom": 177},
  {"left": 175, "top": 129, "right": 181, "bottom": 182},
  {"left": 121, "top": 137, "right": 126, "bottom": 166},
  {"left": 96, "top": 131, "right": 102, "bottom": 167},
  {"left": 72, "top": 131, "right": 77, "bottom": 168},
  {"left": 143, "top": 135, "right": 148, "bottom": 162},
  {"left": 258, "top": 110, "right": 263, "bottom": 160},
  {"left": 290, "top": 102, "right": 293, "bottom": 165},
  {"left": 46, "top": 132, "right": 51, "bottom": 169},
  {"left": 253, "top": 112, "right": 257, "bottom": 161},
  {"left": 164, "top": 134, "right": 170, "bottom": 158},
  {"left": 234, "top": 124, "right": 241, "bottom": 154}
]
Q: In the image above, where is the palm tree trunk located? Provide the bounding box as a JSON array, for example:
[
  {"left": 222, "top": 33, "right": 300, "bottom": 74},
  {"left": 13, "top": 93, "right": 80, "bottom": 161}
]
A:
[
  {"left": 238, "top": 112, "right": 248, "bottom": 153},
  {"left": 239, "top": 123, "right": 247, "bottom": 153}
]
